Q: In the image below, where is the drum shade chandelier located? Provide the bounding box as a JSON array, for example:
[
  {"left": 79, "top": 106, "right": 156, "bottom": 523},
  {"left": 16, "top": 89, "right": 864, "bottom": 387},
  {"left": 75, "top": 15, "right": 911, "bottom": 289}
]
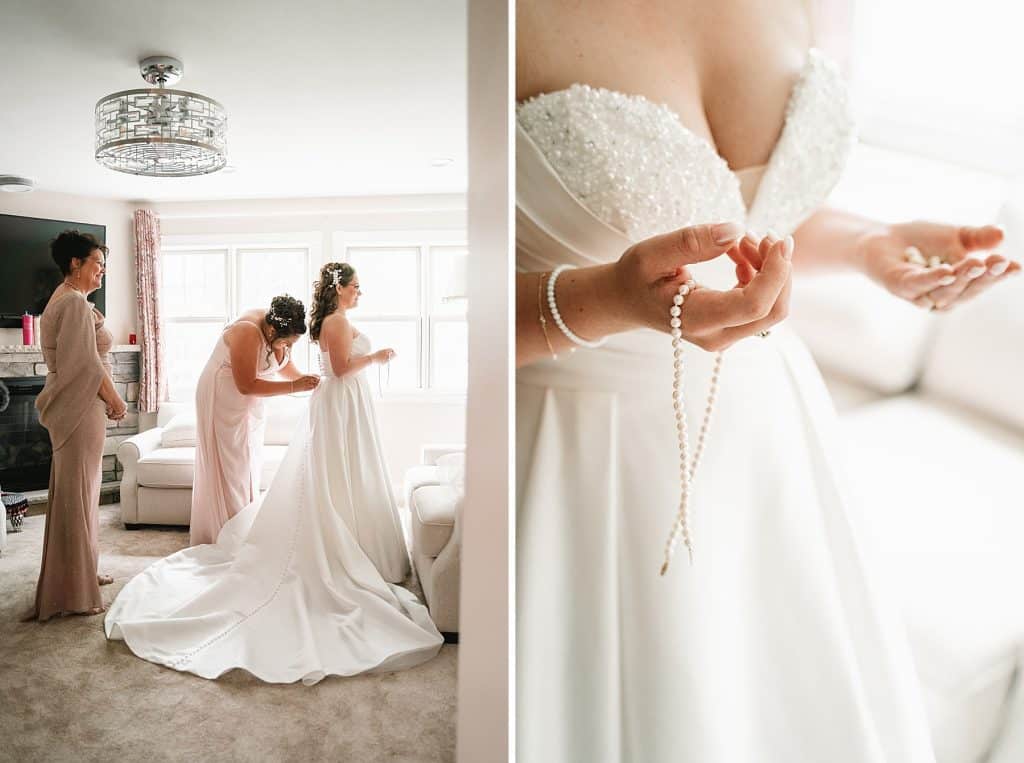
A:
[{"left": 95, "top": 56, "right": 227, "bottom": 177}]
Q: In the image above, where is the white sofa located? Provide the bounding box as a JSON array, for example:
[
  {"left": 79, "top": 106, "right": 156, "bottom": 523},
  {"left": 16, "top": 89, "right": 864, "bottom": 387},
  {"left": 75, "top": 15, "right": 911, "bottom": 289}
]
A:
[
  {"left": 117, "top": 396, "right": 308, "bottom": 527},
  {"left": 403, "top": 446, "right": 464, "bottom": 637},
  {"left": 788, "top": 198, "right": 1024, "bottom": 763}
]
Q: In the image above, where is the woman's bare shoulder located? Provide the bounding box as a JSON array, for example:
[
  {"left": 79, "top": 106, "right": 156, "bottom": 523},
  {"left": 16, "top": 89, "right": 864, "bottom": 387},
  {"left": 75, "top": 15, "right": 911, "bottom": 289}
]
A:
[
  {"left": 223, "top": 317, "right": 263, "bottom": 347},
  {"left": 319, "top": 311, "right": 350, "bottom": 339}
]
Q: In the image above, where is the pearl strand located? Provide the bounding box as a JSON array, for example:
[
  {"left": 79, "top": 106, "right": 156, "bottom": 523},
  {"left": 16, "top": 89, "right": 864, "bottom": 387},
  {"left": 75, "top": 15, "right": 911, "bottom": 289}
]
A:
[{"left": 660, "top": 280, "right": 724, "bottom": 575}]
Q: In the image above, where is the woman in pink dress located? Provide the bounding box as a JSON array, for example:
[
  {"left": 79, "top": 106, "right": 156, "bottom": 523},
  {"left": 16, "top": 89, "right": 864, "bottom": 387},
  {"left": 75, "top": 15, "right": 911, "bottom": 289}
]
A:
[
  {"left": 189, "top": 295, "right": 320, "bottom": 545},
  {"left": 32, "top": 230, "right": 127, "bottom": 620}
]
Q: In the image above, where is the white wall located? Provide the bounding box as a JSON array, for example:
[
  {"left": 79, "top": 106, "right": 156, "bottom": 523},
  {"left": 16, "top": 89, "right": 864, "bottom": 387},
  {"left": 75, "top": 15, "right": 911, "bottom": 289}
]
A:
[
  {"left": 147, "top": 193, "right": 469, "bottom": 480},
  {"left": 458, "top": 0, "right": 510, "bottom": 758},
  {"left": 0, "top": 190, "right": 136, "bottom": 343}
]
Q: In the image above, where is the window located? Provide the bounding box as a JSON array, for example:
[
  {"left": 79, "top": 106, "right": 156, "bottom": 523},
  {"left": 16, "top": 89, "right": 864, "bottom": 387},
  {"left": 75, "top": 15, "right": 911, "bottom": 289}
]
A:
[
  {"left": 829, "top": 0, "right": 1021, "bottom": 222},
  {"left": 161, "top": 236, "right": 316, "bottom": 401},
  {"left": 336, "top": 234, "right": 468, "bottom": 395}
]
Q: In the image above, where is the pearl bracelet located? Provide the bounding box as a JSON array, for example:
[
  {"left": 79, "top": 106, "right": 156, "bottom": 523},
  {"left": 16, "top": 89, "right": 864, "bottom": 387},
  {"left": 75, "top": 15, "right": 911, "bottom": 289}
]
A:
[{"left": 547, "top": 264, "right": 607, "bottom": 350}]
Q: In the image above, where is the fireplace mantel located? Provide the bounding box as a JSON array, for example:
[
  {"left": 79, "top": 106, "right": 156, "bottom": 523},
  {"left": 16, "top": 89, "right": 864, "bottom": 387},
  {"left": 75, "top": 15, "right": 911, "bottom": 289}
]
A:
[{"left": 0, "top": 345, "right": 139, "bottom": 354}]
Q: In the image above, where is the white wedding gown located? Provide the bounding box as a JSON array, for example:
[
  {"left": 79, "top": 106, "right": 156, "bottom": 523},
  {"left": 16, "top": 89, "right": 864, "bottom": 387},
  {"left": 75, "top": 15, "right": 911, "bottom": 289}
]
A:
[
  {"left": 105, "top": 333, "right": 443, "bottom": 683},
  {"left": 516, "top": 50, "right": 937, "bottom": 761}
]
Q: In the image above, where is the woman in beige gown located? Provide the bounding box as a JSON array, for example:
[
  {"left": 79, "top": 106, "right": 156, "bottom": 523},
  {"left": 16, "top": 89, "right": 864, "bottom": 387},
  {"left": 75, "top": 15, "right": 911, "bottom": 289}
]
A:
[
  {"left": 189, "top": 295, "right": 320, "bottom": 545},
  {"left": 31, "top": 231, "right": 127, "bottom": 621}
]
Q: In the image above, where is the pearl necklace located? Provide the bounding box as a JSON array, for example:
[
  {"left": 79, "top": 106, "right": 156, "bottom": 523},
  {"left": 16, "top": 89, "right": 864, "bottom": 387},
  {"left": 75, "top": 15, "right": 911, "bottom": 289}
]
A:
[{"left": 661, "top": 279, "right": 724, "bottom": 575}]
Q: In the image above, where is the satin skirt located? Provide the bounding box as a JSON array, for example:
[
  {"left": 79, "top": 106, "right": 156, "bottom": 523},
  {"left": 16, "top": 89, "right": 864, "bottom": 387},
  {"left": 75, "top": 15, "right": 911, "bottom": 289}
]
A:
[{"left": 105, "top": 370, "right": 440, "bottom": 683}]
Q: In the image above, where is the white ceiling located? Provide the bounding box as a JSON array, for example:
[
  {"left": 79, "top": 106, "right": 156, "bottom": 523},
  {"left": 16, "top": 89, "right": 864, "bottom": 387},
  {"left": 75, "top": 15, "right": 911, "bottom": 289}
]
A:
[{"left": 0, "top": 0, "right": 467, "bottom": 201}]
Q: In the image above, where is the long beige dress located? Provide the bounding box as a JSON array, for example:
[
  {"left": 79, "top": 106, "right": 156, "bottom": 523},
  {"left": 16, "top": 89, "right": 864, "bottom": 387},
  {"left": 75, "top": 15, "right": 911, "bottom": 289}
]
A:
[
  {"left": 189, "top": 322, "right": 286, "bottom": 546},
  {"left": 33, "top": 287, "right": 112, "bottom": 621}
]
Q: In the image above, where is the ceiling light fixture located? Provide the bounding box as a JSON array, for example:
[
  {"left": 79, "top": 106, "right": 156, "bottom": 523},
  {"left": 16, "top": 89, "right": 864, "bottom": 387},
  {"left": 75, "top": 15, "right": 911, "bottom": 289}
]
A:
[
  {"left": 0, "top": 175, "right": 34, "bottom": 193},
  {"left": 95, "top": 56, "right": 227, "bottom": 177}
]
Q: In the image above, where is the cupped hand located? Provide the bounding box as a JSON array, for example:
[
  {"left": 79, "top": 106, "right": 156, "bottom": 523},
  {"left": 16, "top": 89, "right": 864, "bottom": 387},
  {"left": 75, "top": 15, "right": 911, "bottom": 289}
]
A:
[
  {"left": 373, "top": 348, "right": 396, "bottom": 364},
  {"left": 613, "top": 223, "right": 793, "bottom": 351},
  {"left": 860, "top": 221, "right": 1020, "bottom": 310}
]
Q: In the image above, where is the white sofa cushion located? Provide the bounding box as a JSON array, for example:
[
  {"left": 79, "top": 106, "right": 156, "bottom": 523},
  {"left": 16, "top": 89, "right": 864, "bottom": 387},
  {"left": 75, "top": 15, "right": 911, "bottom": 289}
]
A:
[
  {"left": 404, "top": 465, "right": 440, "bottom": 508},
  {"left": 161, "top": 413, "right": 197, "bottom": 447},
  {"left": 841, "top": 395, "right": 1024, "bottom": 763},
  {"left": 435, "top": 452, "right": 466, "bottom": 495},
  {"left": 137, "top": 447, "right": 197, "bottom": 488},
  {"left": 919, "top": 198, "right": 1024, "bottom": 434},
  {"left": 137, "top": 444, "right": 289, "bottom": 490},
  {"left": 410, "top": 484, "right": 457, "bottom": 558},
  {"left": 789, "top": 272, "right": 936, "bottom": 394}
]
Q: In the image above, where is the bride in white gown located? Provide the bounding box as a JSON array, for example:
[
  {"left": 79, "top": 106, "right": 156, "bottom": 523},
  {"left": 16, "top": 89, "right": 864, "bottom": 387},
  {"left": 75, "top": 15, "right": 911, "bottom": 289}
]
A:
[
  {"left": 105, "top": 263, "right": 443, "bottom": 683},
  {"left": 515, "top": 2, "right": 1019, "bottom": 761}
]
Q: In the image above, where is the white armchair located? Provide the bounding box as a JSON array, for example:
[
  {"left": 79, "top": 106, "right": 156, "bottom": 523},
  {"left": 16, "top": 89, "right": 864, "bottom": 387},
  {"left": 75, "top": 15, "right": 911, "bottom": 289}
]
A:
[
  {"left": 117, "top": 397, "right": 306, "bottom": 528},
  {"left": 404, "top": 445, "right": 464, "bottom": 637},
  {"left": 787, "top": 194, "right": 1024, "bottom": 763}
]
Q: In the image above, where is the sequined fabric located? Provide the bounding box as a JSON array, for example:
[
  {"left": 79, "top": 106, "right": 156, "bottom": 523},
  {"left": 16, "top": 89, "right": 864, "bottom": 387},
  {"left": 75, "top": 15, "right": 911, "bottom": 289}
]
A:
[{"left": 517, "top": 48, "right": 856, "bottom": 241}]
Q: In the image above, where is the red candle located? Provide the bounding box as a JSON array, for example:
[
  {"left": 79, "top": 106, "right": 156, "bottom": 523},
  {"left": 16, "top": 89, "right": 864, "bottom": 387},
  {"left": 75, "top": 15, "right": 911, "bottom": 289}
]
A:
[{"left": 129, "top": 333, "right": 137, "bottom": 345}]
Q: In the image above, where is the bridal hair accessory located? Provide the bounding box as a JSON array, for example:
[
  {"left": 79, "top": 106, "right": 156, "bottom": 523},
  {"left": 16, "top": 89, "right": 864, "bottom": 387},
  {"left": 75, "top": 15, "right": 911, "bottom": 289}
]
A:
[
  {"left": 537, "top": 272, "right": 558, "bottom": 359},
  {"left": 331, "top": 264, "right": 354, "bottom": 288},
  {"left": 548, "top": 264, "right": 607, "bottom": 349},
  {"left": 661, "top": 279, "right": 724, "bottom": 575}
]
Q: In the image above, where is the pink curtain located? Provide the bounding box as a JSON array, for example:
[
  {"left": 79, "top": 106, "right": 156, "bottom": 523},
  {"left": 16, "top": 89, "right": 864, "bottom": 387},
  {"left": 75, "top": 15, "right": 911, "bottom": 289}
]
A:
[{"left": 133, "top": 209, "right": 166, "bottom": 413}]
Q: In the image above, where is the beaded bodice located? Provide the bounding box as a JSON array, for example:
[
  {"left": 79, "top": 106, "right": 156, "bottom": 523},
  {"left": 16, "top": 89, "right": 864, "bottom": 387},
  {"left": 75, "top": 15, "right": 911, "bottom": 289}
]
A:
[{"left": 517, "top": 49, "right": 855, "bottom": 243}]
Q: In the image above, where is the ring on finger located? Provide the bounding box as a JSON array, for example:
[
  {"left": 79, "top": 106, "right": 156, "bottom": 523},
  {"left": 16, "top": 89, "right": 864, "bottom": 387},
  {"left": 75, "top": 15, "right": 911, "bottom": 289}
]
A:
[{"left": 756, "top": 330, "right": 771, "bottom": 338}]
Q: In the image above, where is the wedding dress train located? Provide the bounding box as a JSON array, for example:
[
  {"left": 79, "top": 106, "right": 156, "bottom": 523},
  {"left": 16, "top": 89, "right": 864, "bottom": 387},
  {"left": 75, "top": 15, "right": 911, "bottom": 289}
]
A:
[
  {"left": 516, "top": 50, "right": 937, "bottom": 761},
  {"left": 105, "top": 333, "right": 442, "bottom": 683}
]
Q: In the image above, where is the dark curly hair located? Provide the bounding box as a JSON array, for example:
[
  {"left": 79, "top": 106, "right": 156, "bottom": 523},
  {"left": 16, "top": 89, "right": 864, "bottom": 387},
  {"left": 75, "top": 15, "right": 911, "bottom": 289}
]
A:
[
  {"left": 309, "top": 262, "right": 355, "bottom": 342},
  {"left": 265, "top": 294, "right": 307, "bottom": 340},
  {"left": 51, "top": 230, "right": 108, "bottom": 276}
]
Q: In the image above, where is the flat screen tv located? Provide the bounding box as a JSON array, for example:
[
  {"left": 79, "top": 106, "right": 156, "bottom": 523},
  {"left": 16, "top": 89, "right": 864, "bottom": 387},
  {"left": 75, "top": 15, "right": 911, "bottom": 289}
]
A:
[{"left": 0, "top": 213, "right": 107, "bottom": 328}]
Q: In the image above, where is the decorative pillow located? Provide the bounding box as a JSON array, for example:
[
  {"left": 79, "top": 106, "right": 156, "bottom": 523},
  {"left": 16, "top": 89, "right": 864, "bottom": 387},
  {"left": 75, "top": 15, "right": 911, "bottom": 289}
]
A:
[
  {"left": 789, "top": 272, "right": 935, "bottom": 394},
  {"left": 161, "top": 413, "right": 197, "bottom": 447},
  {"left": 919, "top": 195, "right": 1024, "bottom": 433},
  {"left": 436, "top": 452, "right": 466, "bottom": 496}
]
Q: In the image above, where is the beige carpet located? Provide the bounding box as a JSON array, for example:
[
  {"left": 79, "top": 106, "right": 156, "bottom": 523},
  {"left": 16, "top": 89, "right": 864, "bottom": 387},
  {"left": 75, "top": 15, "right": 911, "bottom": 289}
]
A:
[{"left": 0, "top": 506, "right": 456, "bottom": 762}]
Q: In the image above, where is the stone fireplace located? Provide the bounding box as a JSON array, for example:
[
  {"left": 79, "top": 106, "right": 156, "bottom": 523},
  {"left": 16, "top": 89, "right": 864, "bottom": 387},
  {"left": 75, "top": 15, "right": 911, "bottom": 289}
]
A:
[{"left": 0, "top": 345, "right": 141, "bottom": 494}]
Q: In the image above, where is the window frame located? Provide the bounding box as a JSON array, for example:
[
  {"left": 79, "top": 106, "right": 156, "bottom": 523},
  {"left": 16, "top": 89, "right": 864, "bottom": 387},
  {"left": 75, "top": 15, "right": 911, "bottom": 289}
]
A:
[
  {"left": 333, "top": 230, "right": 468, "bottom": 402},
  {"left": 161, "top": 232, "right": 320, "bottom": 402}
]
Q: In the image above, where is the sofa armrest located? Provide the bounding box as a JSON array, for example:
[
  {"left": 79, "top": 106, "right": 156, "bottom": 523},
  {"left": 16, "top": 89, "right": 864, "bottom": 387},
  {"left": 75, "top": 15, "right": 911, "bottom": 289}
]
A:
[
  {"left": 427, "top": 494, "right": 463, "bottom": 633},
  {"left": 118, "top": 427, "right": 164, "bottom": 466},
  {"left": 117, "top": 428, "right": 164, "bottom": 525}
]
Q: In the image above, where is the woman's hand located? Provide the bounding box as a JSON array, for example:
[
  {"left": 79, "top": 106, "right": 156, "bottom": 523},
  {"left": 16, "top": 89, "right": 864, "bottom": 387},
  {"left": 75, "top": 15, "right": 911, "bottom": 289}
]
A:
[
  {"left": 612, "top": 227, "right": 794, "bottom": 351},
  {"left": 106, "top": 396, "right": 128, "bottom": 421},
  {"left": 291, "top": 374, "right": 320, "bottom": 393},
  {"left": 372, "top": 348, "right": 396, "bottom": 364},
  {"left": 859, "top": 221, "right": 1020, "bottom": 310}
]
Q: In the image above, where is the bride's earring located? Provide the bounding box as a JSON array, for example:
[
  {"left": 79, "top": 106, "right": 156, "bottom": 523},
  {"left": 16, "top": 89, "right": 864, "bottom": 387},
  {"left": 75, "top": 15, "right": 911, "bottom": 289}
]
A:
[{"left": 661, "top": 280, "right": 723, "bottom": 575}]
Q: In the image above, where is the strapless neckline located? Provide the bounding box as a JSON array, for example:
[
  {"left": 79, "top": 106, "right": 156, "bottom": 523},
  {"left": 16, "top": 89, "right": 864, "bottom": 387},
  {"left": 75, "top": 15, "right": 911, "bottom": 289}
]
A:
[
  {"left": 518, "top": 49, "right": 820, "bottom": 209},
  {"left": 516, "top": 48, "right": 855, "bottom": 241}
]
